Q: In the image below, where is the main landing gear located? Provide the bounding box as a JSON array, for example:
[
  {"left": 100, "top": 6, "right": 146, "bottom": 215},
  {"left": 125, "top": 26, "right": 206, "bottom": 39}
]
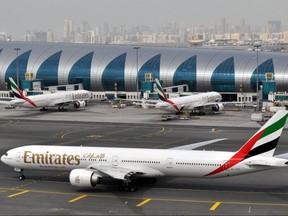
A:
[
  {"left": 118, "top": 182, "right": 138, "bottom": 192},
  {"left": 15, "top": 168, "right": 25, "bottom": 180},
  {"left": 40, "top": 107, "right": 48, "bottom": 111},
  {"left": 58, "top": 106, "right": 67, "bottom": 112}
]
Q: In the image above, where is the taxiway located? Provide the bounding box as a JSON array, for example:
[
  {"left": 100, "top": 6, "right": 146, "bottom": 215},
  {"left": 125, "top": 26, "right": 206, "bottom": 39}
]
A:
[{"left": 0, "top": 102, "right": 288, "bottom": 215}]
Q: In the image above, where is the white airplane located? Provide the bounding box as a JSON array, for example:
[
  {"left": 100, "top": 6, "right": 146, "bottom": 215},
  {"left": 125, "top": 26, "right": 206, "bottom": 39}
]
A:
[
  {"left": 0, "top": 77, "right": 92, "bottom": 111},
  {"left": 2, "top": 110, "right": 288, "bottom": 192},
  {"left": 153, "top": 79, "right": 225, "bottom": 114}
]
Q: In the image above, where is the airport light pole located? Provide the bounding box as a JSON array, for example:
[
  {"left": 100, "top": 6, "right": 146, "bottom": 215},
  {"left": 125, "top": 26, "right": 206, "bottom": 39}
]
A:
[
  {"left": 14, "top": 48, "right": 20, "bottom": 87},
  {"left": 133, "top": 46, "right": 140, "bottom": 99},
  {"left": 254, "top": 43, "right": 261, "bottom": 111}
]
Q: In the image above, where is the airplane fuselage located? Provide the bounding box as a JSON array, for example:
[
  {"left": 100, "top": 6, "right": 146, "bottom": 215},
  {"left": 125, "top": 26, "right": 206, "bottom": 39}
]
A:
[
  {"left": 2, "top": 145, "right": 286, "bottom": 179},
  {"left": 155, "top": 91, "right": 222, "bottom": 112},
  {"left": 9, "top": 90, "right": 91, "bottom": 108}
]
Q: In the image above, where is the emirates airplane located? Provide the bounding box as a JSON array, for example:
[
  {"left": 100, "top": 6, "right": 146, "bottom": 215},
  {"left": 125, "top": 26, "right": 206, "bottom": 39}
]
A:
[
  {"left": 154, "top": 79, "right": 225, "bottom": 113},
  {"left": 2, "top": 110, "right": 288, "bottom": 192},
  {"left": 0, "top": 77, "right": 92, "bottom": 111}
]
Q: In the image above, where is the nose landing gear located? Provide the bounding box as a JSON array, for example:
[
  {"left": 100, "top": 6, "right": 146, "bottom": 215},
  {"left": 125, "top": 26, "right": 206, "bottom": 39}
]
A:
[{"left": 14, "top": 168, "right": 25, "bottom": 180}]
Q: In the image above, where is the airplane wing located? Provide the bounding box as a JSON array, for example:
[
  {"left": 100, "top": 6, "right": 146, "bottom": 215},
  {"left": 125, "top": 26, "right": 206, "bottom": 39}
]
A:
[
  {"left": 119, "top": 99, "right": 159, "bottom": 107},
  {"left": 0, "top": 97, "right": 13, "bottom": 105},
  {"left": 90, "top": 164, "right": 145, "bottom": 180},
  {"left": 169, "top": 138, "right": 227, "bottom": 150},
  {"left": 198, "top": 101, "right": 242, "bottom": 107},
  {"left": 89, "top": 164, "right": 165, "bottom": 181}
]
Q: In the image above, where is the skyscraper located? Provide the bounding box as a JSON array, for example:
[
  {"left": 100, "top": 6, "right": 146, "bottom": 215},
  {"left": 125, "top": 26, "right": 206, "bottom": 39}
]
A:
[{"left": 63, "top": 19, "right": 74, "bottom": 42}]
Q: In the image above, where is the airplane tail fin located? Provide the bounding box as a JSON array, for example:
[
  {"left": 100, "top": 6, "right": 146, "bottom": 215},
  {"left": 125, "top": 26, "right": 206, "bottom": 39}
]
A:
[
  {"left": 8, "top": 77, "right": 23, "bottom": 99},
  {"left": 206, "top": 110, "right": 288, "bottom": 176},
  {"left": 236, "top": 110, "right": 288, "bottom": 158},
  {"left": 8, "top": 77, "right": 37, "bottom": 107},
  {"left": 155, "top": 78, "right": 168, "bottom": 102}
]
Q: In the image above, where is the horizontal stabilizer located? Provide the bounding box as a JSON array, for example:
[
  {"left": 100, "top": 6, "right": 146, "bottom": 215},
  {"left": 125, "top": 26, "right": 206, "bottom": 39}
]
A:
[
  {"left": 275, "top": 153, "right": 288, "bottom": 160},
  {"left": 245, "top": 157, "right": 288, "bottom": 167}
]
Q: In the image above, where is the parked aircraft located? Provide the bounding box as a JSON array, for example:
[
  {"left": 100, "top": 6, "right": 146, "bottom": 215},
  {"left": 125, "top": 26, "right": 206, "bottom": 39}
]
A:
[
  {"left": 153, "top": 79, "right": 225, "bottom": 114},
  {"left": 0, "top": 77, "right": 92, "bottom": 111},
  {"left": 2, "top": 110, "right": 288, "bottom": 192}
]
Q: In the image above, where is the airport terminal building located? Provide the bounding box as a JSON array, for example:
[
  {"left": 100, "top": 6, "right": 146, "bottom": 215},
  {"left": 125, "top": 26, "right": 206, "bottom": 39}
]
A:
[{"left": 0, "top": 42, "right": 287, "bottom": 95}]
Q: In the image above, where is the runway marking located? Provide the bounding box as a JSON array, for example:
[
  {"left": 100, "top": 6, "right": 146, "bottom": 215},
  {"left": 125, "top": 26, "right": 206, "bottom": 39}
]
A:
[
  {"left": 210, "top": 202, "right": 221, "bottom": 211},
  {"left": 53, "top": 126, "right": 102, "bottom": 139},
  {"left": 136, "top": 198, "right": 152, "bottom": 207},
  {"left": 154, "top": 137, "right": 189, "bottom": 148},
  {"left": 68, "top": 194, "right": 87, "bottom": 203},
  {"left": 2, "top": 186, "right": 288, "bottom": 208},
  {"left": 142, "top": 127, "right": 165, "bottom": 137},
  {"left": 0, "top": 119, "right": 18, "bottom": 127},
  {"left": 105, "top": 126, "right": 142, "bottom": 135},
  {"left": 7, "top": 190, "right": 30, "bottom": 198}
]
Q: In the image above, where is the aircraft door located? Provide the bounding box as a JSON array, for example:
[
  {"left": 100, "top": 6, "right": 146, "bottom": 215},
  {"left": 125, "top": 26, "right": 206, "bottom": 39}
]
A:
[
  {"left": 112, "top": 156, "right": 118, "bottom": 167},
  {"left": 223, "top": 160, "right": 230, "bottom": 171},
  {"left": 166, "top": 158, "right": 173, "bottom": 168},
  {"left": 16, "top": 152, "right": 21, "bottom": 162}
]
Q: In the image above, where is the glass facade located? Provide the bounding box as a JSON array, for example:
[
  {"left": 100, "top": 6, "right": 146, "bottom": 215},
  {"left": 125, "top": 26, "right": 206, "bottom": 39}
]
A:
[
  {"left": 173, "top": 56, "right": 197, "bottom": 91},
  {"left": 102, "top": 53, "right": 126, "bottom": 91},
  {"left": 68, "top": 52, "right": 94, "bottom": 90},
  {"left": 138, "top": 54, "right": 161, "bottom": 88},
  {"left": 37, "top": 51, "right": 62, "bottom": 86},
  {"left": 0, "top": 42, "right": 287, "bottom": 92},
  {"left": 211, "top": 57, "right": 235, "bottom": 92},
  {"left": 5, "top": 50, "right": 32, "bottom": 82},
  {"left": 250, "top": 59, "right": 274, "bottom": 92}
]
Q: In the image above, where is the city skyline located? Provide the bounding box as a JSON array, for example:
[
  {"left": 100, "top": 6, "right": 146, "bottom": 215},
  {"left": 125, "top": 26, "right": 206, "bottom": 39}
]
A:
[{"left": 1, "top": 0, "right": 288, "bottom": 37}]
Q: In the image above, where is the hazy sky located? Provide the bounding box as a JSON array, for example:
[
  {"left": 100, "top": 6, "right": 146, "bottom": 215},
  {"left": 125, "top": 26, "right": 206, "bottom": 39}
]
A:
[{"left": 1, "top": 0, "right": 288, "bottom": 35}]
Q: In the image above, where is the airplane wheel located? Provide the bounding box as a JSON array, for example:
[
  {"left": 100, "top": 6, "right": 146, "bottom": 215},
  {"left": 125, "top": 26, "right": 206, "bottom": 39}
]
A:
[
  {"left": 147, "top": 177, "right": 156, "bottom": 184},
  {"left": 124, "top": 185, "right": 129, "bottom": 192},
  {"left": 129, "top": 185, "right": 137, "bottom": 192},
  {"left": 119, "top": 183, "right": 137, "bottom": 192},
  {"left": 19, "top": 175, "right": 25, "bottom": 180},
  {"left": 118, "top": 185, "right": 124, "bottom": 191}
]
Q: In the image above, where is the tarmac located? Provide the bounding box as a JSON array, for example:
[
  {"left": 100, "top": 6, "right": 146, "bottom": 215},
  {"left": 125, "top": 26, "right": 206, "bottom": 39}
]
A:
[
  {"left": 1, "top": 101, "right": 288, "bottom": 215},
  {"left": 0, "top": 101, "right": 262, "bottom": 128}
]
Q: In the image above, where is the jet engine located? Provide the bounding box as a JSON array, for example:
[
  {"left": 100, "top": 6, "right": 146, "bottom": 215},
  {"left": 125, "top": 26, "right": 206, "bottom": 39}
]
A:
[
  {"left": 74, "top": 100, "right": 87, "bottom": 108},
  {"left": 69, "top": 169, "right": 102, "bottom": 187},
  {"left": 212, "top": 103, "right": 224, "bottom": 112}
]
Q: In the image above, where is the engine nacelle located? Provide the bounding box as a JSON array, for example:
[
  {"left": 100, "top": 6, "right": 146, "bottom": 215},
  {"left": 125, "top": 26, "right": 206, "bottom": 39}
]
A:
[
  {"left": 69, "top": 169, "right": 102, "bottom": 187},
  {"left": 212, "top": 103, "right": 224, "bottom": 112},
  {"left": 74, "top": 100, "right": 87, "bottom": 108}
]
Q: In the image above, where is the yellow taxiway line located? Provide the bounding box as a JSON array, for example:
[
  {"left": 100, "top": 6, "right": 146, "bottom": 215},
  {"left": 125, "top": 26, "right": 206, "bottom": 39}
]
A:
[
  {"left": 210, "top": 201, "right": 221, "bottom": 211},
  {"left": 8, "top": 190, "right": 30, "bottom": 198},
  {"left": 68, "top": 194, "right": 88, "bottom": 203},
  {"left": 136, "top": 198, "right": 152, "bottom": 207}
]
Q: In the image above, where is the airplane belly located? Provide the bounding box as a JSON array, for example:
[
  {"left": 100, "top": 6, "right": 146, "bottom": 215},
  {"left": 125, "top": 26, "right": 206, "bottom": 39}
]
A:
[{"left": 19, "top": 162, "right": 72, "bottom": 171}]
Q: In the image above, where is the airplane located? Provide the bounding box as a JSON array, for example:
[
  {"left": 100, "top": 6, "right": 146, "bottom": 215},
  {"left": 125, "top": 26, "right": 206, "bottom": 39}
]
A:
[
  {"left": 0, "top": 77, "right": 92, "bottom": 111},
  {"left": 2, "top": 110, "right": 288, "bottom": 192},
  {"left": 153, "top": 78, "right": 227, "bottom": 114}
]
